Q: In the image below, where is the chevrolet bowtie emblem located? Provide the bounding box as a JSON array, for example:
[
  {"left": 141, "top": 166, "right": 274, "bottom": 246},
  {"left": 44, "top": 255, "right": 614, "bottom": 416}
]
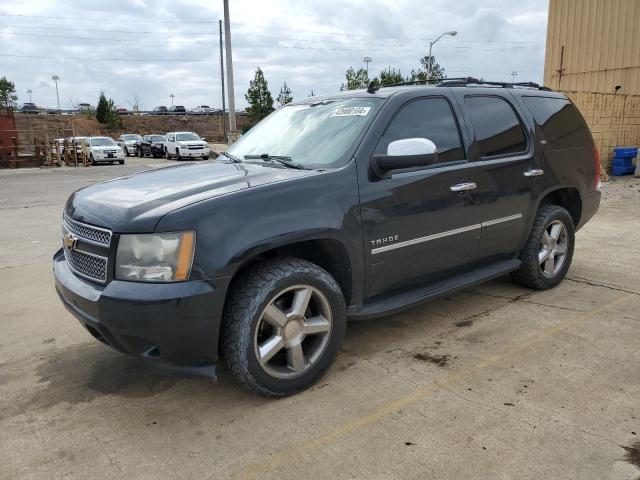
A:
[{"left": 63, "top": 232, "right": 78, "bottom": 251}]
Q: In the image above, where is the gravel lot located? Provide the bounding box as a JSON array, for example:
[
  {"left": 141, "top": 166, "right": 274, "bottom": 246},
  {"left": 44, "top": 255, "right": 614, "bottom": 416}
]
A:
[{"left": 1, "top": 159, "right": 639, "bottom": 480}]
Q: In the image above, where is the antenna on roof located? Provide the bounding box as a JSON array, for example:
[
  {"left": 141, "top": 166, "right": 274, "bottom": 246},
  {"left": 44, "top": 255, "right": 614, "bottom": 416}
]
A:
[{"left": 367, "top": 81, "right": 379, "bottom": 94}]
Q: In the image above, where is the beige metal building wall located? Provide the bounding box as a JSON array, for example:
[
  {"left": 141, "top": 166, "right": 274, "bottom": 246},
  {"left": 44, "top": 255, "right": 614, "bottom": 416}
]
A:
[{"left": 544, "top": 0, "right": 640, "bottom": 94}]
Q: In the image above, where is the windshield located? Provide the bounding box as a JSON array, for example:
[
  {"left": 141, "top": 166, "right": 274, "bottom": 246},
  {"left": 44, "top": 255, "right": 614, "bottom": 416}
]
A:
[
  {"left": 227, "top": 97, "right": 384, "bottom": 168},
  {"left": 91, "top": 137, "right": 116, "bottom": 146},
  {"left": 150, "top": 135, "right": 166, "bottom": 142},
  {"left": 122, "top": 134, "right": 141, "bottom": 141},
  {"left": 176, "top": 133, "right": 200, "bottom": 141}
]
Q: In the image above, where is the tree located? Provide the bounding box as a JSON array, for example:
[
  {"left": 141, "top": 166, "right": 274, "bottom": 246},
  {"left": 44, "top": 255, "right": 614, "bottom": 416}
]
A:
[
  {"left": 276, "top": 81, "right": 293, "bottom": 107},
  {"left": 0, "top": 76, "right": 17, "bottom": 108},
  {"left": 245, "top": 67, "right": 274, "bottom": 123},
  {"left": 377, "top": 67, "right": 405, "bottom": 86},
  {"left": 410, "top": 55, "right": 446, "bottom": 82},
  {"left": 104, "top": 98, "right": 121, "bottom": 129},
  {"left": 340, "top": 67, "right": 369, "bottom": 91},
  {"left": 96, "top": 91, "right": 108, "bottom": 123}
]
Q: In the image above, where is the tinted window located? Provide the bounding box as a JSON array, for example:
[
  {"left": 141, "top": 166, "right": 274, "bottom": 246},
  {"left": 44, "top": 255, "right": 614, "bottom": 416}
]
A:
[
  {"left": 377, "top": 97, "right": 465, "bottom": 163},
  {"left": 522, "top": 96, "right": 592, "bottom": 150},
  {"left": 465, "top": 96, "right": 527, "bottom": 157}
]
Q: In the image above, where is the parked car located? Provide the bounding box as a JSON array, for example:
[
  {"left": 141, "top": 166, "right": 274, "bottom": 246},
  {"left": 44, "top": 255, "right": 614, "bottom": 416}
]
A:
[
  {"left": 138, "top": 134, "right": 167, "bottom": 158},
  {"left": 87, "top": 136, "right": 124, "bottom": 165},
  {"left": 153, "top": 106, "right": 168, "bottom": 115},
  {"left": 53, "top": 79, "right": 601, "bottom": 397},
  {"left": 168, "top": 105, "right": 186, "bottom": 115},
  {"left": 164, "top": 131, "right": 209, "bottom": 160},
  {"left": 190, "top": 105, "right": 214, "bottom": 115},
  {"left": 20, "top": 103, "right": 39, "bottom": 114},
  {"left": 116, "top": 134, "right": 142, "bottom": 157},
  {"left": 46, "top": 106, "right": 59, "bottom": 114},
  {"left": 116, "top": 107, "right": 128, "bottom": 115}
]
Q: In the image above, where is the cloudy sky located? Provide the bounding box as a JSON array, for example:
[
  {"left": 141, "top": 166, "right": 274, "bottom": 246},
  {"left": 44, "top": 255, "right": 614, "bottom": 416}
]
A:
[{"left": 0, "top": 0, "right": 549, "bottom": 110}]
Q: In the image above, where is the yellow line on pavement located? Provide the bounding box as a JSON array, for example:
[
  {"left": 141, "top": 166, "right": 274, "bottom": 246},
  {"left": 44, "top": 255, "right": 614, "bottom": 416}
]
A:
[{"left": 236, "top": 292, "right": 636, "bottom": 480}]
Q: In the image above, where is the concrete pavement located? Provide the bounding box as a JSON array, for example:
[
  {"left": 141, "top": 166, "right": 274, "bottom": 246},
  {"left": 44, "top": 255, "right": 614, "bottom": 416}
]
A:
[{"left": 1, "top": 160, "right": 639, "bottom": 479}]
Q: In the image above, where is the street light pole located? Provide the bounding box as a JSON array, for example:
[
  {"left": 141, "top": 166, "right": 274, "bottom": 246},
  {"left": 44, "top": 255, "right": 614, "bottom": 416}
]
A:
[
  {"left": 223, "top": 0, "right": 236, "bottom": 135},
  {"left": 363, "top": 56, "right": 372, "bottom": 78},
  {"left": 219, "top": 19, "right": 227, "bottom": 139},
  {"left": 51, "top": 75, "right": 60, "bottom": 113},
  {"left": 427, "top": 31, "right": 457, "bottom": 80},
  {"left": 170, "top": 93, "right": 174, "bottom": 106},
  {"left": 511, "top": 71, "right": 518, "bottom": 83},
  {"left": 27, "top": 89, "right": 32, "bottom": 102}
]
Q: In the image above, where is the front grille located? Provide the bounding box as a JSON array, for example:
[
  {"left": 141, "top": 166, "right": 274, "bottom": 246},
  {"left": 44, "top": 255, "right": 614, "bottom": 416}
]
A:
[
  {"left": 63, "top": 247, "right": 108, "bottom": 283},
  {"left": 63, "top": 213, "right": 112, "bottom": 247},
  {"left": 188, "top": 145, "right": 204, "bottom": 150}
]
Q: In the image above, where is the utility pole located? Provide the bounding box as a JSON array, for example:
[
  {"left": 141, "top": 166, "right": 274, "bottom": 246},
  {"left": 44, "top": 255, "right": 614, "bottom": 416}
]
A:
[
  {"left": 170, "top": 93, "right": 175, "bottom": 106},
  {"left": 51, "top": 75, "right": 60, "bottom": 113},
  {"left": 363, "top": 56, "right": 372, "bottom": 78},
  {"left": 511, "top": 71, "right": 518, "bottom": 83},
  {"left": 219, "top": 19, "right": 227, "bottom": 139},
  {"left": 27, "top": 89, "right": 33, "bottom": 102},
  {"left": 223, "top": 0, "right": 236, "bottom": 134}
]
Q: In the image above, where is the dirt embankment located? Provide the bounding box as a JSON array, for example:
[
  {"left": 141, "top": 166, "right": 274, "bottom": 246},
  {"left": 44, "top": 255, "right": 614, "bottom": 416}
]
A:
[{"left": 14, "top": 113, "right": 249, "bottom": 143}]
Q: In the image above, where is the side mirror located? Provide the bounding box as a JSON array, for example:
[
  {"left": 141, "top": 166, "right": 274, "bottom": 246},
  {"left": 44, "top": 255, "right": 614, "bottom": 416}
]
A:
[{"left": 371, "top": 138, "right": 438, "bottom": 178}]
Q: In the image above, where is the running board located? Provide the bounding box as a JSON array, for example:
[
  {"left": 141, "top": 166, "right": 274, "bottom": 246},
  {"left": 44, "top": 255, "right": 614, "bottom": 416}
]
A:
[{"left": 348, "top": 259, "right": 521, "bottom": 321}]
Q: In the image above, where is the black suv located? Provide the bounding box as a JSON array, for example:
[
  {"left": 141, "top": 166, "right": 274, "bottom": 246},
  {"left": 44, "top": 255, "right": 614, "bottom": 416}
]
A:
[
  {"left": 138, "top": 134, "right": 167, "bottom": 158},
  {"left": 54, "top": 79, "right": 601, "bottom": 397}
]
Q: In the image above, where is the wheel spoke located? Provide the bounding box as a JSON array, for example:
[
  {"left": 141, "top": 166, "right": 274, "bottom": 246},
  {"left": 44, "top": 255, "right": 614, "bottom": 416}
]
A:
[
  {"left": 290, "top": 287, "right": 313, "bottom": 317},
  {"left": 550, "top": 223, "right": 562, "bottom": 241},
  {"left": 538, "top": 248, "right": 551, "bottom": 264},
  {"left": 542, "top": 230, "right": 552, "bottom": 247},
  {"left": 259, "top": 335, "right": 285, "bottom": 363},
  {"left": 544, "top": 256, "right": 555, "bottom": 275},
  {"left": 263, "top": 304, "right": 288, "bottom": 328},
  {"left": 287, "top": 344, "right": 305, "bottom": 372},
  {"left": 555, "top": 243, "right": 567, "bottom": 255},
  {"left": 304, "top": 315, "right": 331, "bottom": 335}
]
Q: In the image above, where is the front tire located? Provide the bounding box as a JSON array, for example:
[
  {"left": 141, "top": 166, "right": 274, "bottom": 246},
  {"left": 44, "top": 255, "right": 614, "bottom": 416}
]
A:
[
  {"left": 165, "top": 148, "right": 171, "bottom": 160},
  {"left": 511, "top": 204, "right": 575, "bottom": 290},
  {"left": 90, "top": 153, "right": 96, "bottom": 166},
  {"left": 176, "top": 148, "right": 182, "bottom": 161},
  {"left": 221, "top": 258, "right": 347, "bottom": 397}
]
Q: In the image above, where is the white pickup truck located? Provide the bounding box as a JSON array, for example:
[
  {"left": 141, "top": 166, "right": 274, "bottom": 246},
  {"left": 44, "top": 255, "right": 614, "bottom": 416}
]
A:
[{"left": 164, "top": 131, "right": 210, "bottom": 160}]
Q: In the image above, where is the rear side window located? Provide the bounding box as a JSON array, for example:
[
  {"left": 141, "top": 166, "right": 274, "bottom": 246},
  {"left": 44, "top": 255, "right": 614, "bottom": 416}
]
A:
[
  {"left": 522, "top": 96, "right": 592, "bottom": 150},
  {"left": 377, "top": 97, "right": 465, "bottom": 163},
  {"left": 464, "top": 96, "right": 527, "bottom": 158}
]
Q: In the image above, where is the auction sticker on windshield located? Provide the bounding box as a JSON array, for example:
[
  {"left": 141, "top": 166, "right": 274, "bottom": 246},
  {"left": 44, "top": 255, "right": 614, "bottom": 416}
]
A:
[{"left": 329, "top": 106, "right": 371, "bottom": 117}]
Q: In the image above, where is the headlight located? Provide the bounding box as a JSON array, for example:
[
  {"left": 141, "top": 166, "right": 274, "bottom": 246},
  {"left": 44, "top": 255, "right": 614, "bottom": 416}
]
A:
[{"left": 115, "top": 231, "right": 195, "bottom": 282}]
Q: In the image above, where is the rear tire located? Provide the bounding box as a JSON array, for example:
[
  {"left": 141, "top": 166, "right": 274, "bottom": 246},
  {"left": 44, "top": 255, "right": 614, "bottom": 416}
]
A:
[
  {"left": 511, "top": 204, "right": 575, "bottom": 290},
  {"left": 221, "top": 258, "right": 346, "bottom": 397}
]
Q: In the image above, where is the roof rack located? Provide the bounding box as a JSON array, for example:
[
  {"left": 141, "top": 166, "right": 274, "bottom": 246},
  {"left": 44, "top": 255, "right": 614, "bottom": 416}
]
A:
[{"left": 383, "top": 77, "right": 552, "bottom": 91}]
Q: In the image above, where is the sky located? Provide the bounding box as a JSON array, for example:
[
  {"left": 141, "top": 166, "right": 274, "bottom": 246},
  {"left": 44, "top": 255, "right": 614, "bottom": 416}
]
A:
[{"left": 0, "top": 0, "right": 549, "bottom": 110}]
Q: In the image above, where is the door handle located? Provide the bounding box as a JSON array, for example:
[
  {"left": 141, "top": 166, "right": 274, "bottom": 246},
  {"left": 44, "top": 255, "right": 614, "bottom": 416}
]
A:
[
  {"left": 524, "top": 169, "right": 544, "bottom": 177},
  {"left": 450, "top": 182, "right": 477, "bottom": 192}
]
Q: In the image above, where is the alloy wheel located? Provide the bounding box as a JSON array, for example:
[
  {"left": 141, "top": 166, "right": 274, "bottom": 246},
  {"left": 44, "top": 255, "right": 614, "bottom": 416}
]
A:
[
  {"left": 538, "top": 219, "right": 568, "bottom": 278},
  {"left": 253, "top": 285, "right": 333, "bottom": 379}
]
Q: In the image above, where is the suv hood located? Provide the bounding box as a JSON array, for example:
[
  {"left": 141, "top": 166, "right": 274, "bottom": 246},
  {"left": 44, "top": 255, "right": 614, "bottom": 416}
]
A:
[{"left": 65, "top": 161, "right": 318, "bottom": 232}]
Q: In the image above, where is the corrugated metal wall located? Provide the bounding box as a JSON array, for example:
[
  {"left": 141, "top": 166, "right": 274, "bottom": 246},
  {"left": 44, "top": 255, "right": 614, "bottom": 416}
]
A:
[{"left": 544, "top": 0, "right": 640, "bottom": 94}]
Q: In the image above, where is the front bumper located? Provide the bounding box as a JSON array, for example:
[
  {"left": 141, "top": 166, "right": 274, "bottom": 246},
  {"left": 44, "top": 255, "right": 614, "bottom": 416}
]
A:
[
  {"left": 53, "top": 248, "right": 229, "bottom": 378},
  {"left": 124, "top": 144, "right": 137, "bottom": 154},
  {"left": 93, "top": 152, "right": 124, "bottom": 161},
  {"left": 179, "top": 148, "right": 210, "bottom": 158}
]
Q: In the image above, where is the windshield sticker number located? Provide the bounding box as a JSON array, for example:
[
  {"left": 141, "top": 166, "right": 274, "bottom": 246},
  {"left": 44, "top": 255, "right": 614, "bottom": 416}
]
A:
[{"left": 329, "top": 106, "right": 371, "bottom": 117}]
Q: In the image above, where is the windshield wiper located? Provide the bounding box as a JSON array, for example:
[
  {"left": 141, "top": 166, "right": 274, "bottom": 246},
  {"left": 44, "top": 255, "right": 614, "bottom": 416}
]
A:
[
  {"left": 221, "top": 151, "right": 242, "bottom": 163},
  {"left": 244, "top": 154, "right": 306, "bottom": 170}
]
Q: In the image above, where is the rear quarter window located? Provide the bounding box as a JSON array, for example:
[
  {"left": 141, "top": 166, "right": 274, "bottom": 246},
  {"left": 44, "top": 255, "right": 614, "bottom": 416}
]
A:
[
  {"left": 522, "top": 96, "right": 592, "bottom": 150},
  {"left": 464, "top": 96, "right": 527, "bottom": 158}
]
